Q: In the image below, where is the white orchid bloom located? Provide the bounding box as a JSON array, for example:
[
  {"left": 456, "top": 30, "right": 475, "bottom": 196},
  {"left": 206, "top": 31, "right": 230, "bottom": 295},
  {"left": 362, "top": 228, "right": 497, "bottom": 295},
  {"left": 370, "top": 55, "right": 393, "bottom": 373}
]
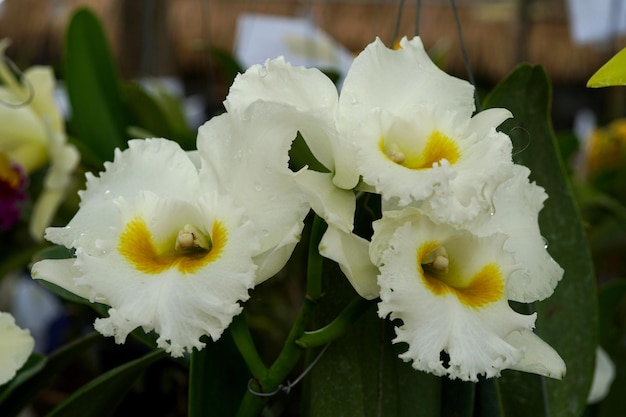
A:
[
  {"left": 338, "top": 37, "right": 514, "bottom": 224},
  {"left": 197, "top": 102, "right": 313, "bottom": 282},
  {"left": 0, "top": 311, "right": 34, "bottom": 385},
  {"left": 467, "top": 164, "right": 563, "bottom": 302},
  {"left": 0, "top": 39, "right": 80, "bottom": 240},
  {"left": 224, "top": 58, "right": 357, "bottom": 233},
  {"left": 371, "top": 207, "right": 565, "bottom": 381},
  {"left": 32, "top": 139, "right": 259, "bottom": 357}
]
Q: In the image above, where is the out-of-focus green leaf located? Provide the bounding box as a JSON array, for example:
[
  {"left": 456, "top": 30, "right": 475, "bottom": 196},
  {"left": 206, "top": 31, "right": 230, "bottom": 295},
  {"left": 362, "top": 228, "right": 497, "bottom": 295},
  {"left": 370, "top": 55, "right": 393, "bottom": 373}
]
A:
[
  {"left": 483, "top": 64, "right": 597, "bottom": 417},
  {"left": 46, "top": 348, "right": 165, "bottom": 417},
  {"left": 588, "top": 47, "right": 626, "bottom": 87},
  {"left": 0, "top": 354, "right": 46, "bottom": 404},
  {"left": 64, "top": 8, "right": 129, "bottom": 164},
  {"left": 304, "top": 264, "right": 441, "bottom": 417},
  {"left": 188, "top": 335, "right": 249, "bottom": 417},
  {"left": 441, "top": 379, "right": 475, "bottom": 417},
  {"left": 0, "top": 333, "right": 101, "bottom": 417},
  {"left": 210, "top": 46, "right": 245, "bottom": 88},
  {"left": 123, "top": 81, "right": 195, "bottom": 150},
  {"left": 596, "top": 281, "right": 626, "bottom": 417},
  {"left": 476, "top": 379, "right": 505, "bottom": 417}
]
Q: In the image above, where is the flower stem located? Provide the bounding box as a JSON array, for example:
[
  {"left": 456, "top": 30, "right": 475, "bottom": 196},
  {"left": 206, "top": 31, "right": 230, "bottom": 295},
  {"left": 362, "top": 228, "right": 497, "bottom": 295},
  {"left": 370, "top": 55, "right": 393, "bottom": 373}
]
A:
[
  {"left": 297, "top": 296, "right": 373, "bottom": 348},
  {"left": 230, "top": 314, "right": 268, "bottom": 380}
]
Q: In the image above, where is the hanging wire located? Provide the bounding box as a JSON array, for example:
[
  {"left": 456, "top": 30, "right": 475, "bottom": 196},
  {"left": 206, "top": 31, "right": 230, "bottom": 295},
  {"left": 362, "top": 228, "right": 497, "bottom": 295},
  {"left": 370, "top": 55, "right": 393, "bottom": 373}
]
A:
[
  {"left": 247, "top": 343, "right": 331, "bottom": 397},
  {"left": 0, "top": 55, "right": 34, "bottom": 108},
  {"left": 449, "top": 0, "right": 480, "bottom": 111},
  {"left": 391, "top": 0, "right": 406, "bottom": 46},
  {"left": 414, "top": 0, "right": 422, "bottom": 37}
]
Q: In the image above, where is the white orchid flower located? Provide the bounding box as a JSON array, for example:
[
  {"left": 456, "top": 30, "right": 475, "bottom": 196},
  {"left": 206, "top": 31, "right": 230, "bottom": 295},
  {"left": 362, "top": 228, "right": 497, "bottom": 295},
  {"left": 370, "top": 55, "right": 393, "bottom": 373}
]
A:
[
  {"left": 0, "top": 311, "right": 34, "bottom": 385},
  {"left": 339, "top": 37, "right": 514, "bottom": 224},
  {"left": 32, "top": 139, "right": 259, "bottom": 357},
  {"left": 467, "top": 164, "right": 563, "bottom": 302},
  {"left": 0, "top": 39, "right": 80, "bottom": 240},
  {"left": 197, "top": 102, "right": 312, "bottom": 282},
  {"left": 224, "top": 58, "right": 358, "bottom": 233},
  {"left": 371, "top": 207, "right": 565, "bottom": 381}
]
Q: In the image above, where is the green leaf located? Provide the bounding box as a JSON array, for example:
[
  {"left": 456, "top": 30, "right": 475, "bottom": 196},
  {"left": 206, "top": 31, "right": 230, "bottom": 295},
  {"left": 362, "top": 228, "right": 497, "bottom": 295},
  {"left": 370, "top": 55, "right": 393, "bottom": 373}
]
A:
[
  {"left": 304, "top": 265, "right": 441, "bottom": 417},
  {"left": 189, "top": 336, "right": 250, "bottom": 417},
  {"left": 587, "top": 47, "right": 626, "bottom": 87},
  {"left": 596, "top": 281, "right": 626, "bottom": 417},
  {"left": 64, "top": 8, "right": 130, "bottom": 164},
  {"left": 0, "top": 333, "right": 101, "bottom": 417},
  {"left": 46, "top": 348, "right": 165, "bottom": 417},
  {"left": 123, "top": 81, "right": 195, "bottom": 150},
  {"left": 483, "top": 64, "right": 597, "bottom": 417},
  {"left": 0, "top": 354, "right": 46, "bottom": 404}
]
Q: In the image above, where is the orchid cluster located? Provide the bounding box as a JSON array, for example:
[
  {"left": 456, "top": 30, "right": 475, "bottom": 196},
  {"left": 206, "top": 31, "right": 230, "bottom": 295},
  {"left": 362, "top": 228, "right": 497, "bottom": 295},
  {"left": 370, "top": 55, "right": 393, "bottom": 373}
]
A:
[{"left": 30, "top": 36, "right": 565, "bottom": 389}]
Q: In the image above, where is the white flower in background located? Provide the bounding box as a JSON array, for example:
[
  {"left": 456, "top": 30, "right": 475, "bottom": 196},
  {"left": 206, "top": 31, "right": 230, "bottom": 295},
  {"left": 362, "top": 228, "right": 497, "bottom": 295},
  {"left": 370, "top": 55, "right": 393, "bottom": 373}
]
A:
[
  {"left": 32, "top": 139, "right": 258, "bottom": 357},
  {"left": 0, "top": 311, "right": 34, "bottom": 385},
  {"left": 0, "top": 39, "right": 80, "bottom": 240},
  {"left": 198, "top": 101, "right": 331, "bottom": 281},
  {"left": 339, "top": 37, "right": 514, "bottom": 224},
  {"left": 587, "top": 347, "right": 615, "bottom": 404},
  {"left": 371, "top": 208, "right": 565, "bottom": 381}
]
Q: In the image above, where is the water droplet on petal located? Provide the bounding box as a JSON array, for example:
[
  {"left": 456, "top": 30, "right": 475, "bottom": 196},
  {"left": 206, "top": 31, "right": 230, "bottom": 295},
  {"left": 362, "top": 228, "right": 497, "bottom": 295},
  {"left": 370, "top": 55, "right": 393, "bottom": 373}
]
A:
[
  {"left": 259, "top": 67, "right": 268, "bottom": 78},
  {"left": 542, "top": 236, "right": 549, "bottom": 249},
  {"left": 351, "top": 97, "right": 358, "bottom": 105},
  {"left": 254, "top": 182, "right": 263, "bottom": 192}
]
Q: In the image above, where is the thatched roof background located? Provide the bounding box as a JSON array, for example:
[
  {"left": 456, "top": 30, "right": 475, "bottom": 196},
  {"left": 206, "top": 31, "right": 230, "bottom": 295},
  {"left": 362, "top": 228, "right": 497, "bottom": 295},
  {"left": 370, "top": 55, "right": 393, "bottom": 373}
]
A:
[{"left": 0, "top": 0, "right": 623, "bottom": 84}]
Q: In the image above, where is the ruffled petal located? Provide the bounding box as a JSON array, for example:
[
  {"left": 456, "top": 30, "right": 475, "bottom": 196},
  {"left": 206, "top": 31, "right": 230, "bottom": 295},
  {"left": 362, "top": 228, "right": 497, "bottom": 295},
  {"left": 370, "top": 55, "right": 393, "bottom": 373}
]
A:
[
  {"left": 225, "top": 57, "right": 339, "bottom": 171},
  {"left": 469, "top": 165, "right": 563, "bottom": 302},
  {"left": 47, "top": 139, "right": 200, "bottom": 253},
  {"left": 339, "top": 37, "right": 475, "bottom": 127},
  {"left": 319, "top": 227, "right": 380, "bottom": 299},
  {"left": 353, "top": 106, "right": 513, "bottom": 224},
  {"left": 373, "top": 208, "right": 553, "bottom": 381},
  {"left": 197, "top": 102, "right": 310, "bottom": 267},
  {"left": 293, "top": 169, "right": 355, "bottom": 233},
  {"left": 82, "top": 190, "right": 258, "bottom": 357},
  {"left": 0, "top": 312, "right": 34, "bottom": 385}
]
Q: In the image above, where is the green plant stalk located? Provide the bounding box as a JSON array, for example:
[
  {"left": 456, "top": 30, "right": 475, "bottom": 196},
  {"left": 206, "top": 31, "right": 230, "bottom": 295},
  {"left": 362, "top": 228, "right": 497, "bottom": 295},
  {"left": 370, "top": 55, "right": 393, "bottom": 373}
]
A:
[
  {"left": 235, "top": 216, "right": 327, "bottom": 416},
  {"left": 306, "top": 215, "right": 326, "bottom": 301},
  {"left": 297, "top": 296, "right": 373, "bottom": 348},
  {"left": 235, "top": 297, "right": 316, "bottom": 417},
  {"left": 230, "top": 314, "right": 268, "bottom": 379}
]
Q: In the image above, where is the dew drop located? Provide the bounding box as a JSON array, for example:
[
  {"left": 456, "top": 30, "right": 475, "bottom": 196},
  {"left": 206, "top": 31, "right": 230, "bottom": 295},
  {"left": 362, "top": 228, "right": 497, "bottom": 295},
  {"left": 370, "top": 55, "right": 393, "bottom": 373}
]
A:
[
  {"left": 261, "top": 229, "right": 270, "bottom": 237},
  {"left": 268, "top": 194, "right": 277, "bottom": 201},
  {"left": 351, "top": 97, "right": 358, "bottom": 105},
  {"left": 258, "top": 67, "right": 268, "bottom": 78},
  {"left": 542, "top": 236, "right": 549, "bottom": 249},
  {"left": 254, "top": 182, "right": 263, "bottom": 192}
]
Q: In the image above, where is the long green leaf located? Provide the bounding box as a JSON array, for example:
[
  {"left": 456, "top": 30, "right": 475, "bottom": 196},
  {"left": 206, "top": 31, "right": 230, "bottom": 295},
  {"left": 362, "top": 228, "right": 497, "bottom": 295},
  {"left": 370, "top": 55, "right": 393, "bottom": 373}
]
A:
[
  {"left": 596, "top": 281, "right": 626, "bottom": 417},
  {"left": 0, "top": 333, "right": 101, "bottom": 417},
  {"left": 304, "top": 265, "right": 441, "bottom": 417},
  {"left": 64, "top": 7, "right": 129, "bottom": 164},
  {"left": 46, "top": 348, "right": 165, "bottom": 417},
  {"left": 483, "top": 64, "right": 597, "bottom": 417}
]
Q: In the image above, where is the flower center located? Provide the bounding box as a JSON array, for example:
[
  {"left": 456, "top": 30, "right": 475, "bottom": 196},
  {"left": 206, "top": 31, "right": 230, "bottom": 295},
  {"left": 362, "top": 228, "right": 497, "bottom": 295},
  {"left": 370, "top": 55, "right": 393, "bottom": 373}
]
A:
[
  {"left": 417, "top": 241, "right": 503, "bottom": 309},
  {"left": 118, "top": 217, "right": 226, "bottom": 275},
  {"left": 380, "top": 130, "right": 460, "bottom": 170},
  {"left": 0, "top": 153, "right": 23, "bottom": 190}
]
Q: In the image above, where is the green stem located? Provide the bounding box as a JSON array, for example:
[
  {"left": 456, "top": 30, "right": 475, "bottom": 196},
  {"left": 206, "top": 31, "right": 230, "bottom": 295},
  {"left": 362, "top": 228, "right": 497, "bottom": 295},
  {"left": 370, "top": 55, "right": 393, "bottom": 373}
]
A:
[
  {"left": 189, "top": 345, "right": 211, "bottom": 417},
  {"left": 297, "top": 297, "right": 373, "bottom": 348},
  {"left": 306, "top": 215, "right": 327, "bottom": 301},
  {"left": 235, "top": 297, "right": 316, "bottom": 417},
  {"left": 230, "top": 314, "right": 268, "bottom": 379}
]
